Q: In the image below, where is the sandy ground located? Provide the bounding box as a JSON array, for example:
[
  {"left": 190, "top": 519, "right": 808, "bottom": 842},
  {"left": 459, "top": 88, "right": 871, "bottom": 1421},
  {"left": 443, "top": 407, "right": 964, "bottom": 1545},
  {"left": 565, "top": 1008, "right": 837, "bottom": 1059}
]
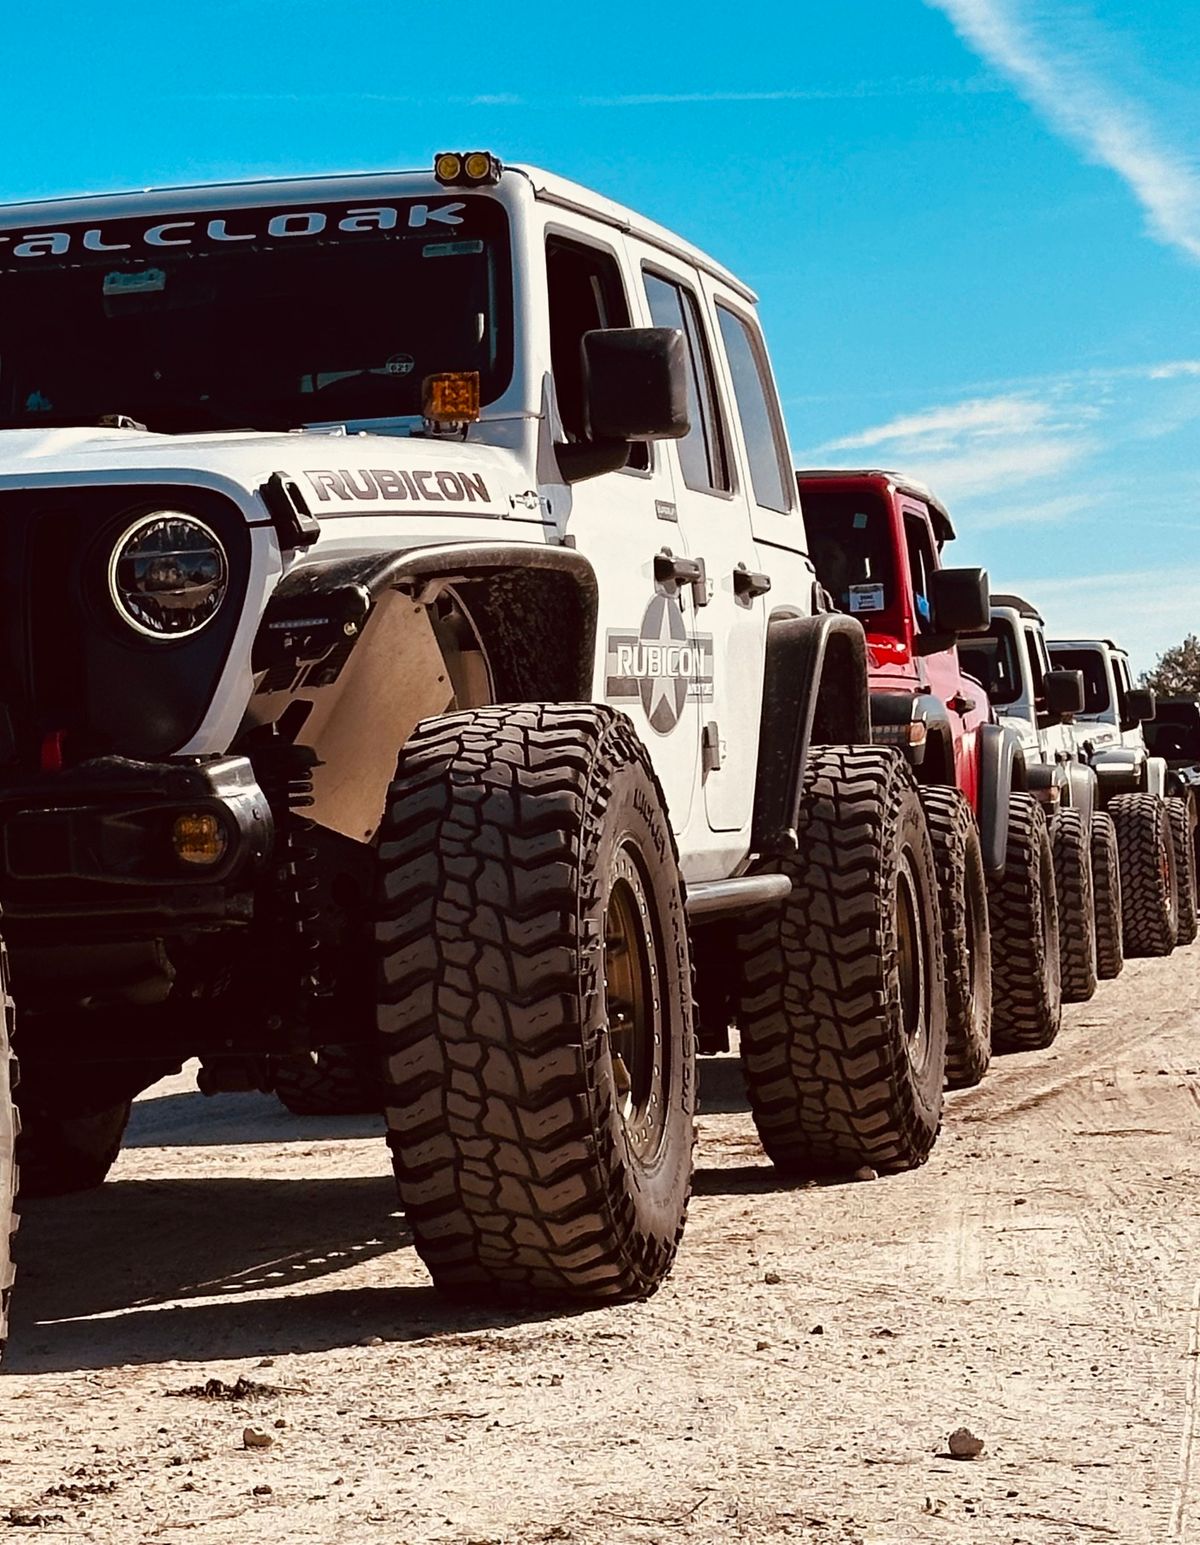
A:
[{"left": 2, "top": 948, "right": 1199, "bottom": 1544}]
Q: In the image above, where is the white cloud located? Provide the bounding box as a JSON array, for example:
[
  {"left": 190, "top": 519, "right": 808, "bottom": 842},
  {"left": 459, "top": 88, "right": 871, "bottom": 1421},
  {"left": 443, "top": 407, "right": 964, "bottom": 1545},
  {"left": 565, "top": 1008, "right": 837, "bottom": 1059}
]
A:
[
  {"left": 925, "top": 0, "right": 1200, "bottom": 263},
  {"left": 1005, "top": 566, "right": 1200, "bottom": 671},
  {"left": 579, "top": 78, "right": 1000, "bottom": 108},
  {"left": 825, "top": 394, "right": 1053, "bottom": 451},
  {"left": 893, "top": 435, "right": 1094, "bottom": 500}
]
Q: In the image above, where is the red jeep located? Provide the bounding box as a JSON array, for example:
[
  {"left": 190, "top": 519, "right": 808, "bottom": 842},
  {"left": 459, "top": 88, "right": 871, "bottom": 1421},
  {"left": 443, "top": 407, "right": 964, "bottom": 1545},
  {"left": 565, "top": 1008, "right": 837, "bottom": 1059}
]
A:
[{"left": 800, "top": 470, "right": 1061, "bottom": 1083}]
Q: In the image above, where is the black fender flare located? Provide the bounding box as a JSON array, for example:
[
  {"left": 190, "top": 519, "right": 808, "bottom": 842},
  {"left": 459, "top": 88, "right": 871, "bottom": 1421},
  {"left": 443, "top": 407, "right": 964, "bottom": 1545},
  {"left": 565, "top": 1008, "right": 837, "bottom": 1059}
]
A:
[
  {"left": 978, "top": 722, "right": 1026, "bottom": 880},
  {"left": 750, "top": 612, "right": 870, "bottom": 856},
  {"left": 869, "top": 689, "right": 956, "bottom": 782}
]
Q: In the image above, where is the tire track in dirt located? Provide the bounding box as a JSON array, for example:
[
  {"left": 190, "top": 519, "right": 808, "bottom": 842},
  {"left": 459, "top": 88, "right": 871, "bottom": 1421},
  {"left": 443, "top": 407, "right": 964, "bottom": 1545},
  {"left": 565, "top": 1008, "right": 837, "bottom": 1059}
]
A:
[{"left": 1172, "top": 1279, "right": 1200, "bottom": 1540}]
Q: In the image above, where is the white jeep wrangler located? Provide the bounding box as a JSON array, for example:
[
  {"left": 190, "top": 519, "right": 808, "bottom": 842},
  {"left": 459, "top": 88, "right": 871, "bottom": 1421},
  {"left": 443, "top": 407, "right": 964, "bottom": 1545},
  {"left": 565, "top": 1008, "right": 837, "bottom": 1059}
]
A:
[
  {"left": 1048, "top": 637, "right": 1196, "bottom": 957},
  {"left": 957, "top": 595, "right": 1117, "bottom": 999},
  {"left": 0, "top": 153, "right": 951, "bottom": 1336}
]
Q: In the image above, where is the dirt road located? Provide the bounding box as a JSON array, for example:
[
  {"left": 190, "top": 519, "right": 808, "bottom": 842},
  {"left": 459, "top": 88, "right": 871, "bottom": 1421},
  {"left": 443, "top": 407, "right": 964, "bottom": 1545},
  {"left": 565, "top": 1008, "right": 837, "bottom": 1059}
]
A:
[{"left": 2, "top": 949, "right": 1199, "bottom": 1544}]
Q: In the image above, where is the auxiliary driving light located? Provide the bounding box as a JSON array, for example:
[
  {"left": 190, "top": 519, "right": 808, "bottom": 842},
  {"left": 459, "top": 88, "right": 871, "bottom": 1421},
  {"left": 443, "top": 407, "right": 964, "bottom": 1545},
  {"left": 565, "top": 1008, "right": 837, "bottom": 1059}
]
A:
[
  {"left": 423, "top": 371, "right": 481, "bottom": 425},
  {"left": 172, "top": 811, "right": 228, "bottom": 867},
  {"left": 433, "top": 150, "right": 502, "bottom": 187}
]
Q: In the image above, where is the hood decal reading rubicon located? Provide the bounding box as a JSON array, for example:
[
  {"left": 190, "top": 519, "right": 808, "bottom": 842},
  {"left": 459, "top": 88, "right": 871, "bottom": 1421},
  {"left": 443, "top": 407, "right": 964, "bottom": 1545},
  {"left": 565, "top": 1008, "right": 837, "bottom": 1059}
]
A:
[
  {"left": 606, "top": 593, "right": 713, "bottom": 735},
  {"left": 304, "top": 468, "right": 490, "bottom": 504}
]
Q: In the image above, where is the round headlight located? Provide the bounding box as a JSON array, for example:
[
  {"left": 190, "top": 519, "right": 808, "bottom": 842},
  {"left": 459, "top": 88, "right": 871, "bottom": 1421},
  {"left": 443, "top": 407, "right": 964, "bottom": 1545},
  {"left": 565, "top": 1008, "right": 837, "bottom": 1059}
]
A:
[{"left": 109, "top": 513, "right": 228, "bottom": 639}]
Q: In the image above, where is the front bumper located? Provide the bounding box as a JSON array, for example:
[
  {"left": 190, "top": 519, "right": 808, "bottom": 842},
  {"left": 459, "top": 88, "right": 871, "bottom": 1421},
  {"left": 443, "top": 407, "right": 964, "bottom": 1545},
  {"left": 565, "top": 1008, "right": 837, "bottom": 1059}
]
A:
[{"left": 0, "top": 754, "right": 273, "bottom": 924}]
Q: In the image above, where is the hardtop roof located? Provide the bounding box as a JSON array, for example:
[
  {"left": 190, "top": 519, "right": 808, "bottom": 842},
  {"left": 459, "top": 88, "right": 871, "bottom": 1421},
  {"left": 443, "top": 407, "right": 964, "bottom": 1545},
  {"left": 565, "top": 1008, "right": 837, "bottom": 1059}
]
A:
[
  {"left": 795, "top": 468, "right": 956, "bottom": 544},
  {"left": 0, "top": 161, "right": 757, "bottom": 303},
  {"left": 991, "top": 593, "right": 1044, "bottom": 624}
]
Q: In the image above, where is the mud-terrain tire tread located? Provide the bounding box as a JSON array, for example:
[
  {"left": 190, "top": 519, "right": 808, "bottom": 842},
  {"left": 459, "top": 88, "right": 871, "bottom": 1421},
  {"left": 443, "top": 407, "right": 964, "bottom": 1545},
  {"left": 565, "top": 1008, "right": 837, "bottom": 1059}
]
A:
[
  {"left": 1090, "top": 811, "right": 1124, "bottom": 980},
  {"left": 1167, "top": 797, "right": 1198, "bottom": 946},
  {"left": 15, "top": 1096, "right": 132, "bottom": 1198},
  {"left": 274, "top": 1047, "right": 381, "bottom": 1116},
  {"left": 735, "top": 746, "right": 948, "bottom": 1175},
  {"left": 988, "top": 792, "right": 1062, "bottom": 1052},
  {"left": 918, "top": 786, "right": 992, "bottom": 1089},
  {"left": 1110, "top": 793, "right": 1177, "bottom": 958},
  {"left": 1051, "top": 806, "right": 1098, "bottom": 1003},
  {"left": 377, "top": 703, "right": 695, "bottom": 1302}
]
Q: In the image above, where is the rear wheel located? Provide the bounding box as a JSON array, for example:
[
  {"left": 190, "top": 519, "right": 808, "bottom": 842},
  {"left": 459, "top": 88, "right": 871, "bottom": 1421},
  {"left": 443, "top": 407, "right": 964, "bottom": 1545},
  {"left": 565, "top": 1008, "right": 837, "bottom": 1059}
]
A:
[
  {"left": 1110, "top": 793, "right": 1177, "bottom": 957},
  {"left": 1051, "top": 806, "right": 1098, "bottom": 1003},
  {"left": 1167, "top": 797, "right": 1198, "bottom": 946},
  {"left": 918, "top": 787, "right": 992, "bottom": 1090},
  {"left": 1091, "top": 811, "right": 1124, "bottom": 980},
  {"left": 988, "top": 792, "right": 1061, "bottom": 1052},
  {"left": 735, "top": 746, "right": 947, "bottom": 1174},
  {"left": 15, "top": 1079, "right": 132, "bottom": 1198},
  {"left": 376, "top": 704, "right": 695, "bottom": 1301},
  {"left": 274, "top": 1046, "right": 380, "bottom": 1116}
]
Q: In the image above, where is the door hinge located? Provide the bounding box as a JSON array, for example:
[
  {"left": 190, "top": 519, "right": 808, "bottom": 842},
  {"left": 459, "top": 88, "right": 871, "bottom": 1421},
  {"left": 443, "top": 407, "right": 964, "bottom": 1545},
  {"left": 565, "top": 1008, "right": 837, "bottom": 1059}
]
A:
[{"left": 702, "top": 721, "right": 723, "bottom": 772}]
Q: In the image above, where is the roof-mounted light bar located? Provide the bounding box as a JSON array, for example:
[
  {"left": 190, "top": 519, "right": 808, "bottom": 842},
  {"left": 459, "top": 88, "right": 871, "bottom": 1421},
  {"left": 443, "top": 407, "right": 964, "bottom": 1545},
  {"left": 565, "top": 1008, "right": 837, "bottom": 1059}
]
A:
[{"left": 434, "top": 151, "right": 503, "bottom": 188}]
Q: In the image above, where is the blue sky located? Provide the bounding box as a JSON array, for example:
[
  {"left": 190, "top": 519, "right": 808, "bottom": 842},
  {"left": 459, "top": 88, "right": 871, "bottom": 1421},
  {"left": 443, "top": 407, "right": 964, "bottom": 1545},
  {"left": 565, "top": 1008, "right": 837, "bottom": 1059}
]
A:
[{"left": 3, "top": 0, "right": 1197, "bottom": 667}]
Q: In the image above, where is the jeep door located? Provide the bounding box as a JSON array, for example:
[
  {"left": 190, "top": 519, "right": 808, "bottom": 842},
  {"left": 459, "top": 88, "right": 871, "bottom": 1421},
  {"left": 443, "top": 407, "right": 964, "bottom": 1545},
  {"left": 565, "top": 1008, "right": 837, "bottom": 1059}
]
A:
[
  {"left": 542, "top": 226, "right": 700, "bottom": 834},
  {"left": 639, "top": 259, "right": 768, "bottom": 840}
]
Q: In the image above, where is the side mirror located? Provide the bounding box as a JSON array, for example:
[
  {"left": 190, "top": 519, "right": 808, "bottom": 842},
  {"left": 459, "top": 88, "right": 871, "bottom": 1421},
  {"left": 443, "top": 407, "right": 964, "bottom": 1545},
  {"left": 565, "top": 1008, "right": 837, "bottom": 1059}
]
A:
[
  {"left": 556, "top": 327, "right": 690, "bottom": 484},
  {"left": 929, "top": 566, "right": 991, "bottom": 637},
  {"left": 1126, "top": 687, "right": 1156, "bottom": 725},
  {"left": 1044, "top": 668, "right": 1085, "bottom": 721}
]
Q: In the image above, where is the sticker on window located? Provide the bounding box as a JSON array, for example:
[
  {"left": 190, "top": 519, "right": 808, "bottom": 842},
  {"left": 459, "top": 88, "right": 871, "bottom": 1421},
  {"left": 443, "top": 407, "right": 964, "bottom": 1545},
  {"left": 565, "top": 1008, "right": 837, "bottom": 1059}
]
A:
[
  {"left": 103, "top": 267, "right": 167, "bottom": 295},
  {"left": 848, "top": 582, "right": 885, "bottom": 614}
]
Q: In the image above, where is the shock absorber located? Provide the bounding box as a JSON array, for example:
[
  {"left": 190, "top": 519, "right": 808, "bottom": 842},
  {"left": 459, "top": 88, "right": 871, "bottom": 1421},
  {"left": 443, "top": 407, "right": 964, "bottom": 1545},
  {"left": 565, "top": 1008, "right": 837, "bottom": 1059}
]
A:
[{"left": 256, "top": 738, "right": 326, "bottom": 1019}]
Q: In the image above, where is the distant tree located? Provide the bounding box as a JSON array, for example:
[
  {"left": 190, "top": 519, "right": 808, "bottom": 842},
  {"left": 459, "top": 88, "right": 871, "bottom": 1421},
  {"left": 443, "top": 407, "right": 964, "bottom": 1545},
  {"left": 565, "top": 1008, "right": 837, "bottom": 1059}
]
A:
[{"left": 1143, "top": 634, "right": 1200, "bottom": 696}]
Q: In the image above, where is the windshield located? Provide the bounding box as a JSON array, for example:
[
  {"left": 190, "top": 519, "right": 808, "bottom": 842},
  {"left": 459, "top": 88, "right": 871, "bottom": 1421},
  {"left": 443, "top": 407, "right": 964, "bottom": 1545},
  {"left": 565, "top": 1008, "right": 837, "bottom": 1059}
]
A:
[
  {"left": 1048, "top": 647, "right": 1110, "bottom": 714},
  {"left": 803, "top": 488, "right": 896, "bottom": 619},
  {"left": 959, "top": 622, "right": 1022, "bottom": 707},
  {"left": 0, "top": 196, "right": 512, "bottom": 433},
  {"left": 1145, "top": 711, "right": 1200, "bottom": 762}
]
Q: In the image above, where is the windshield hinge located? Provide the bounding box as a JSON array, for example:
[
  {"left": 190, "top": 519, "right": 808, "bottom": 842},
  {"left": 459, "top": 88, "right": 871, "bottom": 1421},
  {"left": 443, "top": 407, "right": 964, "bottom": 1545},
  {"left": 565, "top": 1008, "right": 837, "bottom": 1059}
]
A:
[{"left": 261, "top": 472, "right": 320, "bottom": 550}]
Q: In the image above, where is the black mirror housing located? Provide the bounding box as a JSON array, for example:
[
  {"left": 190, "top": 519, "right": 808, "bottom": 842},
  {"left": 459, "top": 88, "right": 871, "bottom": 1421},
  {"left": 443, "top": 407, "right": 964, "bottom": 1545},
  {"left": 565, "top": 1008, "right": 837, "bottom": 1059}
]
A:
[
  {"left": 1126, "top": 687, "right": 1157, "bottom": 724},
  {"left": 929, "top": 566, "right": 990, "bottom": 637},
  {"left": 1044, "top": 668, "right": 1085, "bottom": 720},
  {"left": 583, "top": 327, "right": 690, "bottom": 442}
]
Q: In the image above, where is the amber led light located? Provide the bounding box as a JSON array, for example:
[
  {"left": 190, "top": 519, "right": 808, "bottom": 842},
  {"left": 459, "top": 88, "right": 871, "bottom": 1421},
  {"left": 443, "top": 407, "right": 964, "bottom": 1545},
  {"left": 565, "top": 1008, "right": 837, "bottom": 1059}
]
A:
[
  {"left": 172, "top": 811, "right": 227, "bottom": 866},
  {"left": 422, "top": 371, "right": 481, "bottom": 424}
]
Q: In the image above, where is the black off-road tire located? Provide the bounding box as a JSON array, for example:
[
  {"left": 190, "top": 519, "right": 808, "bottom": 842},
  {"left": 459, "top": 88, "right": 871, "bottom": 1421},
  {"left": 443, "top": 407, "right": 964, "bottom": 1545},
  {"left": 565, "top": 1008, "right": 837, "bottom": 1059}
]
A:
[
  {"left": 274, "top": 1046, "right": 380, "bottom": 1116},
  {"left": 735, "top": 746, "right": 947, "bottom": 1174},
  {"left": 15, "top": 1093, "right": 132, "bottom": 1198},
  {"left": 1110, "top": 793, "right": 1177, "bottom": 958},
  {"left": 918, "top": 787, "right": 992, "bottom": 1090},
  {"left": 988, "top": 792, "right": 1062, "bottom": 1052},
  {"left": 1091, "top": 811, "right": 1124, "bottom": 980},
  {"left": 0, "top": 942, "right": 16, "bottom": 1354},
  {"left": 377, "top": 704, "right": 695, "bottom": 1302},
  {"left": 1167, "top": 796, "right": 1198, "bottom": 946},
  {"left": 1051, "top": 806, "right": 1098, "bottom": 1003}
]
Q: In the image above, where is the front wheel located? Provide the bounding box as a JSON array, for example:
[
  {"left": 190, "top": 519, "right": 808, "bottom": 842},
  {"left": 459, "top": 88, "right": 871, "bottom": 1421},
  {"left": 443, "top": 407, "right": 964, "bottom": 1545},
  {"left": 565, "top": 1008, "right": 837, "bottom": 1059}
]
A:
[
  {"left": 988, "top": 792, "right": 1061, "bottom": 1052},
  {"left": 16, "top": 1088, "right": 132, "bottom": 1198},
  {"left": 376, "top": 704, "right": 695, "bottom": 1302},
  {"left": 1110, "top": 793, "right": 1177, "bottom": 957},
  {"left": 736, "top": 746, "right": 947, "bottom": 1174},
  {"left": 1051, "top": 806, "right": 1098, "bottom": 1003},
  {"left": 1167, "top": 797, "right": 1198, "bottom": 946},
  {"left": 273, "top": 1046, "right": 380, "bottom": 1116},
  {"left": 919, "top": 787, "right": 992, "bottom": 1090}
]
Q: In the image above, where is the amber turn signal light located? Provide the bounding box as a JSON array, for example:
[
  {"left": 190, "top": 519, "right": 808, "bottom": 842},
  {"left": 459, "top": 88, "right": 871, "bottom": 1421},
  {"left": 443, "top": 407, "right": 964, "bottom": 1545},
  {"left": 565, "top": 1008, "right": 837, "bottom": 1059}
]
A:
[{"left": 172, "top": 811, "right": 228, "bottom": 867}]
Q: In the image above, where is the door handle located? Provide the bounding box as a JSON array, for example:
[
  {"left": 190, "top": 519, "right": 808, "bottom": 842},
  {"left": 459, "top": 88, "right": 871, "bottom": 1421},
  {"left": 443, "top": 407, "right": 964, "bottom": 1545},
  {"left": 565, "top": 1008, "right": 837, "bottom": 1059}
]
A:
[
  {"left": 733, "top": 564, "right": 772, "bottom": 601},
  {"left": 654, "top": 549, "right": 708, "bottom": 606}
]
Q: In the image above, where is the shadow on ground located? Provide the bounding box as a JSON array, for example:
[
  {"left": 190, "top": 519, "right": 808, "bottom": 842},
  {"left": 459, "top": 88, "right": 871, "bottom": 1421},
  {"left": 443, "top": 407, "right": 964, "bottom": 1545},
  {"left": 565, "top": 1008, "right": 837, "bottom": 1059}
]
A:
[
  {"left": 123, "top": 1087, "right": 384, "bottom": 1148},
  {"left": 9, "top": 1174, "right": 586, "bottom": 1376}
]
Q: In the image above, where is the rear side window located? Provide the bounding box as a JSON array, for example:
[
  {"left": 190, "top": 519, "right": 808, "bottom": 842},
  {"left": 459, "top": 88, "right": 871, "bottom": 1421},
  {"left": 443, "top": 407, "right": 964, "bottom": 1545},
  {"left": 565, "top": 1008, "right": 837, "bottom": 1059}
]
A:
[
  {"left": 716, "top": 305, "right": 793, "bottom": 513},
  {"left": 1024, "top": 626, "right": 1047, "bottom": 699},
  {"left": 643, "top": 271, "right": 729, "bottom": 495}
]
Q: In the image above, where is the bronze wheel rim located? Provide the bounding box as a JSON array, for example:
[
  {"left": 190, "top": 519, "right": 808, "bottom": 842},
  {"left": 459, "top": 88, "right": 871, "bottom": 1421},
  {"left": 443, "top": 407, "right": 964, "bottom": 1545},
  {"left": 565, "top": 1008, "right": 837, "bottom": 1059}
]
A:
[{"left": 603, "top": 845, "right": 667, "bottom": 1164}]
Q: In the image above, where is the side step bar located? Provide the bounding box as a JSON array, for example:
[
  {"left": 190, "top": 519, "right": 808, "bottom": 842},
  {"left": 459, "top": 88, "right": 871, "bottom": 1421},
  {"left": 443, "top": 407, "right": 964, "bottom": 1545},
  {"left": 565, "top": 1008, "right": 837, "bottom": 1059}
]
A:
[{"left": 685, "top": 874, "right": 791, "bottom": 920}]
